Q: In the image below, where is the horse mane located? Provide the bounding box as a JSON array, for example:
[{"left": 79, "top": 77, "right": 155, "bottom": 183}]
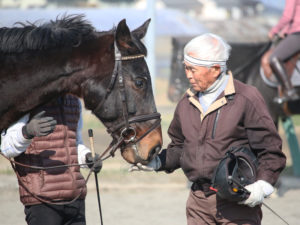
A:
[{"left": 0, "top": 14, "right": 96, "bottom": 54}]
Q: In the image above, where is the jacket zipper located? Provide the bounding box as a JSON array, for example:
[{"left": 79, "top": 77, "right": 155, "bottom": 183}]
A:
[
  {"left": 212, "top": 109, "right": 220, "bottom": 139},
  {"left": 58, "top": 97, "right": 69, "bottom": 166}
]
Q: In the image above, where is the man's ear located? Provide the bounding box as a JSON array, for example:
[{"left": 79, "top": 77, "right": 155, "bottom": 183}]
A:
[{"left": 212, "top": 65, "right": 222, "bottom": 78}]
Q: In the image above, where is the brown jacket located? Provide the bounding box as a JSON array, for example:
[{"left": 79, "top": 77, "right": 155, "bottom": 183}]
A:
[
  {"left": 159, "top": 74, "right": 286, "bottom": 185},
  {"left": 15, "top": 95, "right": 87, "bottom": 205}
]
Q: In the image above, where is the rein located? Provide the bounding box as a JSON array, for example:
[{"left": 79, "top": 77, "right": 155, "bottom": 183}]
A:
[{"left": 0, "top": 150, "right": 95, "bottom": 205}]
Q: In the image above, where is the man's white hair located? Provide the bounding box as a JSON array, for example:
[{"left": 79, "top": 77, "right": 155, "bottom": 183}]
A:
[{"left": 183, "top": 33, "right": 231, "bottom": 70}]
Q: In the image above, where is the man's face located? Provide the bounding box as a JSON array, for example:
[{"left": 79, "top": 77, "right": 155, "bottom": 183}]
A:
[{"left": 183, "top": 60, "right": 221, "bottom": 92}]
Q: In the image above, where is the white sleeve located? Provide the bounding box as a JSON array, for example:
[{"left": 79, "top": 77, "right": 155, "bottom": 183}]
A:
[
  {"left": 76, "top": 101, "right": 91, "bottom": 166},
  {"left": 1, "top": 114, "right": 32, "bottom": 158}
]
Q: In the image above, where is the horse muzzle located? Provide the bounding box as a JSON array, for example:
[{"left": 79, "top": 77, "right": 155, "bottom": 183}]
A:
[{"left": 121, "top": 141, "right": 162, "bottom": 165}]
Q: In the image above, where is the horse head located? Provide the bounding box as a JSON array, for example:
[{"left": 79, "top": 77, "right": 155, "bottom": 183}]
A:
[
  {"left": 0, "top": 15, "right": 162, "bottom": 165},
  {"left": 80, "top": 19, "right": 162, "bottom": 165}
]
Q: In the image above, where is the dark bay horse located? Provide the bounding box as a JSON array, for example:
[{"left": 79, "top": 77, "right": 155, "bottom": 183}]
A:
[
  {"left": 0, "top": 15, "right": 162, "bottom": 164},
  {"left": 168, "top": 37, "right": 300, "bottom": 127}
]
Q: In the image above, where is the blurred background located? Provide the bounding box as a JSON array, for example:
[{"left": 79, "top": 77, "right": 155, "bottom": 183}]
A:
[{"left": 1, "top": 1, "right": 300, "bottom": 225}]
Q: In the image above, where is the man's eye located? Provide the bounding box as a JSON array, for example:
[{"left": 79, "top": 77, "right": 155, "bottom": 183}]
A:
[{"left": 184, "top": 65, "right": 196, "bottom": 73}]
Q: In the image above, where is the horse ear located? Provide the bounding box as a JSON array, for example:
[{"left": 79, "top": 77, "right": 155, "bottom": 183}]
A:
[
  {"left": 132, "top": 19, "right": 151, "bottom": 40},
  {"left": 116, "top": 19, "right": 132, "bottom": 49}
]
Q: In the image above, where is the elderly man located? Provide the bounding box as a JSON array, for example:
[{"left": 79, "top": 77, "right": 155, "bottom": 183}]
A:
[{"left": 131, "top": 33, "right": 286, "bottom": 225}]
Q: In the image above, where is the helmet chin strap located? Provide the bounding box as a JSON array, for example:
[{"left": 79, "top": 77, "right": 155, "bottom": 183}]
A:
[{"left": 210, "top": 146, "right": 258, "bottom": 202}]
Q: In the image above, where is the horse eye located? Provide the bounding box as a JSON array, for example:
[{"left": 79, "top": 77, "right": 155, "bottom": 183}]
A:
[{"left": 134, "top": 78, "right": 145, "bottom": 88}]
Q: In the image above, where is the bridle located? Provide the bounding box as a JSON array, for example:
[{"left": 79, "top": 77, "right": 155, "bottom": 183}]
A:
[
  {"left": 92, "top": 38, "right": 161, "bottom": 162},
  {"left": 0, "top": 34, "right": 161, "bottom": 205}
]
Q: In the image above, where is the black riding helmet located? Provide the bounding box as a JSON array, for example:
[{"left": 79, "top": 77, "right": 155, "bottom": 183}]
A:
[{"left": 211, "top": 146, "right": 258, "bottom": 202}]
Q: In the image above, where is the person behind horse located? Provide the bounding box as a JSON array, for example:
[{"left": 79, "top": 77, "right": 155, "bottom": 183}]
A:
[
  {"left": 131, "top": 33, "right": 286, "bottom": 225},
  {"left": 1, "top": 95, "right": 102, "bottom": 225},
  {"left": 268, "top": 0, "right": 300, "bottom": 103}
]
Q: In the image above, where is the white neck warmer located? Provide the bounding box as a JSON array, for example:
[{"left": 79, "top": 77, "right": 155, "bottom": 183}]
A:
[{"left": 199, "top": 72, "right": 229, "bottom": 112}]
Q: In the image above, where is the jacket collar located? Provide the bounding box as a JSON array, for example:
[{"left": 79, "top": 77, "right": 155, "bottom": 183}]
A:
[{"left": 186, "top": 71, "right": 235, "bottom": 121}]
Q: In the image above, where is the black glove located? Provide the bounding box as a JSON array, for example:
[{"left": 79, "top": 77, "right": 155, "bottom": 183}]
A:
[
  {"left": 85, "top": 152, "right": 102, "bottom": 173},
  {"left": 22, "top": 111, "right": 57, "bottom": 139}
]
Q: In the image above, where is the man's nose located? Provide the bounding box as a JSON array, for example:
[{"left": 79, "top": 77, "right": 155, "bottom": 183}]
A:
[{"left": 186, "top": 70, "right": 193, "bottom": 79}]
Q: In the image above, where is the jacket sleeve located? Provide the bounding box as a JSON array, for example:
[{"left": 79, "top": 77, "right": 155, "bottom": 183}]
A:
[
  {"left": 158, "top": 104, "right": 185, "bottom": 173},
  {"left": 244, "top": 88, "right": 286, "bottom": 185},
  {"left": 76, "top": 101, "right": 91, "bottom": 166},
  {"left": 270, "top": 0, "right": 296, "bottom": 35},
  {"left": 1, "top": 114, "right": 32, "bottom": 158}
]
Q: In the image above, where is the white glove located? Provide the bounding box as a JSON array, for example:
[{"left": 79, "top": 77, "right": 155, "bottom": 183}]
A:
[
  {"left": 239, "top": 180, "right": 274, "bottom": 207},
  {"left": 128, "top": 156, "right": 161, "bottom": 172}
]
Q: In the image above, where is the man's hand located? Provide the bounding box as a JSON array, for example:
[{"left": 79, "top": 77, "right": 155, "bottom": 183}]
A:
[
  {"left": 239, "top": 180, "right": 274, "bottom": 207},
  {"left": 129, "top": 156, "right": 161, "bottom": 172},
  {"left": 85, "top": 153, "right": 102, "bottom": 173},
  {"left": 268, "top": 31, "right": 274, "bottom": 40},
  {"left": 22, "top": 111, "right": 57, "bottom": 139}
]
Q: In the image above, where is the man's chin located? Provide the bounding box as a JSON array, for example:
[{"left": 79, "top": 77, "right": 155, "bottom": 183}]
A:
[{"left": 192, "top": 87, "right": 202, "bottom": 92}]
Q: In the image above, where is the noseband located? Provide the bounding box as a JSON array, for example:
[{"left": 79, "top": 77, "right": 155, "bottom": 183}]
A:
[{"left": 93, "top": 38, "right": 161, "bottom": 160}]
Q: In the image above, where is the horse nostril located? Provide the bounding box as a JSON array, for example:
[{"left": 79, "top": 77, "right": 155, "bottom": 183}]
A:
[{"left": 148, "top": 144, "right": 161, "bottom": 161}]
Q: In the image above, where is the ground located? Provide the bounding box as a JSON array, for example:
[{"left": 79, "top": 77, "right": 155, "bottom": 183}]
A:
[
  {"left": 0, "top": 78, "right": 300, "bottom": 225},
  {"left": 1, "top": 173, "right": 300, "bottom": 225}
]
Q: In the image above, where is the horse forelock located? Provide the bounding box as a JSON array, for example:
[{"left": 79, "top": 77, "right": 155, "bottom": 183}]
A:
[{"left": 0, "top": 14, "right": 96, "bottom": 54}]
